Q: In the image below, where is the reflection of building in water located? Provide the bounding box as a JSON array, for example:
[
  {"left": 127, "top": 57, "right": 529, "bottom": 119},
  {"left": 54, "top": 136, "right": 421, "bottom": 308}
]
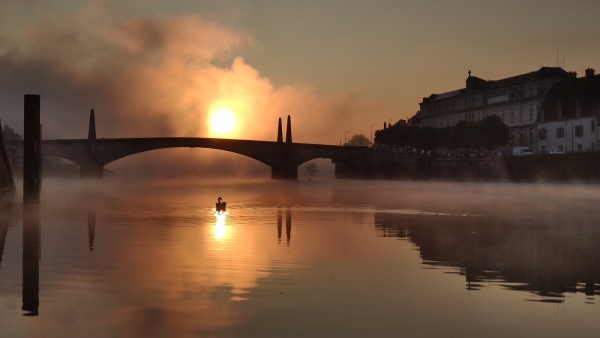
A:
[
  {"left": 0, "top": 197, "right": 13, "bottom": 271},
  {"left": 23, "top": 204, "right": 41, "bottom": 316},
  {"left": 375, "top": 213, "right": 408, "bottom": 239},
  {"left": 88, "top": 211, "right": 95, "bottom": 252},
  {"left": 374, "top": 212, "right": 600, "bottom": 302},
  {"left": 276, "top": 208, "right": 292, "bottom": 246}
]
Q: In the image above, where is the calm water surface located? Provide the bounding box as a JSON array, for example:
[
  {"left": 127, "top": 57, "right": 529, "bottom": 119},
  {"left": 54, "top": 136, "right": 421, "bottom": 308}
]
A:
[{"left": 0, "top": 178, "right": 599, "bottom": 337}]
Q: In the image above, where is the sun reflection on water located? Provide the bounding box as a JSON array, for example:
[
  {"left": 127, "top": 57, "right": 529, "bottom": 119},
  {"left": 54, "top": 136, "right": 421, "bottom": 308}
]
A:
[{"left": 213, "top": 210, "right": 229, "bottom": 241}]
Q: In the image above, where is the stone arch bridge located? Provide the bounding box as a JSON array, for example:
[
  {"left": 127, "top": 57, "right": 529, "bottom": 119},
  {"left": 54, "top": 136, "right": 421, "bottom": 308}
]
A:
[{"left": 10, "top": 111, "right": 382, "bottom": 179}]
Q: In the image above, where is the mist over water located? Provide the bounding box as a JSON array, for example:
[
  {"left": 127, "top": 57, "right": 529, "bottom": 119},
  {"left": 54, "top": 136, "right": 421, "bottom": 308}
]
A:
[{"left": 1, "top": 178, "right": 599, "bottom": 337}]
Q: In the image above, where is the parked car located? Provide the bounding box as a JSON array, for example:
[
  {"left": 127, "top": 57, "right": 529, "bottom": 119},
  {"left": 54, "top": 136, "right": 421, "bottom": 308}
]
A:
[
  {"left": 549, "top": 149, "right": 565, "bottom": 154},
  {"left": 512, "top": 146, "right": 533, "bottom": 156}
]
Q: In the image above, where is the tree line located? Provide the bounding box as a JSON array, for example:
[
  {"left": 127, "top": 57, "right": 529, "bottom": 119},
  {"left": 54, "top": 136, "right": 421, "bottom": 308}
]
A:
[{"left": 374, "top": 115, "right": 510, "bottom": 153}]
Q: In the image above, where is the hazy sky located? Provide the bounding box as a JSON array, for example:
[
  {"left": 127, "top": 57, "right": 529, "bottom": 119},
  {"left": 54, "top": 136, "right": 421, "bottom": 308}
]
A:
[{"left": 1, "top": 0, "right": 599, "bottom": 172}]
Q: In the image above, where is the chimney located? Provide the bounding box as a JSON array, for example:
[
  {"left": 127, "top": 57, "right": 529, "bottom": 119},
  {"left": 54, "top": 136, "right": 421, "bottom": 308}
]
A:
[{"left": 585, "top": 68, "right": 595, "bottom": 78}]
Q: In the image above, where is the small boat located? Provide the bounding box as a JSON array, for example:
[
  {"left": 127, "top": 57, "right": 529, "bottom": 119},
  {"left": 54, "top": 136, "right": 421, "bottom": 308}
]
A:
[{"left": 216, "top": 197, "right": 227, "bottom": 213}]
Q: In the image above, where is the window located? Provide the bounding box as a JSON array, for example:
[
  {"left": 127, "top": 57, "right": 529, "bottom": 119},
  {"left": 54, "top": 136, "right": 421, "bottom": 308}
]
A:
[
  {"left": 519, "top": 132, "right": 524, "bottom": 145},
  {"left": 539, "top": 128, "right": 547, "bottom": 140},
  {"left": 511, "top": 108, "right": 514, "bottom": 123},
  {"left": 590, "top": 143, "right": 596, "bottom": 151},
  {"left": 541, "top": 146, "right": 546, "bottom": 154},
  {"left": 558, "top": 145, "right": 564, "bottom": 151},
  {"left": 577, "top": 144, "right": 583, "bottom": 152},
  {"left": 557, "top": 127, "right": 565, "bottom": 138},
  {"left": 529, "top": 105, "right": 533, "bottom": 121},
  {"left": 529, "top": 131, "right": 534, "bottom": 145},
  {"left": 519, "top": 106, "right": 523, "bottom": 122},
  {"left": 592, "top": 119, "right": 596, "bottom": 132},
  {"left": 575, "top": 125, "right": 584, "bottom": 137}
]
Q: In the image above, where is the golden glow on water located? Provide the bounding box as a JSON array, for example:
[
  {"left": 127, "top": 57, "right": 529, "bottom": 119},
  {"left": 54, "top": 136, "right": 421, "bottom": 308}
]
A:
[{"left": 213, "top": 211, "right": 229, "bottom": 241}]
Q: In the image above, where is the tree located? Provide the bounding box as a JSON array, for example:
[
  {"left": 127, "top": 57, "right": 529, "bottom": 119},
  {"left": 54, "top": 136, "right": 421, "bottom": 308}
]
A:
[
  {"left": 2, "top": 125, "right": 22, "bottom": 142},
  {"left": 478, "top": 115, "right": 509, "bottom": 152},
  {"left": 436, "top": 126, "right": 453, "bottom": 150},
  {"left": 450, "top": 120, "right": 467, "bottom": 150},
  {"left": 463, "top": 122, "right": 482, "bottom": 151},
  {"left": 421, "top": 126, "right": 438, "bottom": 151},
  {"left": 345, "top": 134, "right": 370, "bottom": 146},
  {"left": 304, "top": 162, "right": 318, "bottom": 179}
]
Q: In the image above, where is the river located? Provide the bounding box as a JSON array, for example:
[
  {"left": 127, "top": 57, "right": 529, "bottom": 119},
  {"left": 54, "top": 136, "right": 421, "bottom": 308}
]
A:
[{"left": 0, "top": 178, "right": 598, "bottom": 337}]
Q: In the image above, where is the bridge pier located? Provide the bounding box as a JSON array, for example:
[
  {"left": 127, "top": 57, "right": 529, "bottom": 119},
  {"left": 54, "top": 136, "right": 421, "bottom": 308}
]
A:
[
  {"left": 80, "top": 164, "right": 103, "bottom": 178},
  {"left": 80, "top": 109, "right": 103, "bottom": 178},
  {"left": 271, "top": 165, "right": 298, "bottom": 180}
]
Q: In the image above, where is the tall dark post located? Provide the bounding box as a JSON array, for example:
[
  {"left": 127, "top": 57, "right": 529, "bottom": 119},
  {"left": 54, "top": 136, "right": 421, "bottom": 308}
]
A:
[
  {"left": 22, "top": 204, "right": 40, "bottom": 316},
  {"left": 277, "top": 118, "right": 283, "bottom": 143},
  {"left": 23, "top": 95, "right": 41, "bottom": 203},
  {"left": 285, "top": 115, "right": 292, "bottom": 144}
]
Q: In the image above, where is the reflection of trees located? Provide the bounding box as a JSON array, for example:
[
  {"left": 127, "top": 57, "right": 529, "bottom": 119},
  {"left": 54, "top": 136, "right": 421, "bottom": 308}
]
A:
[{"left": 374, "top": 212, "right": 600, "bottom": 302}]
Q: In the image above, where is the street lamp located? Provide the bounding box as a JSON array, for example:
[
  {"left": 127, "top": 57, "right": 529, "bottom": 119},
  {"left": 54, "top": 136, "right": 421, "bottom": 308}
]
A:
[
  {"left": 344, "top": 131, "right": 350, "bottom": 145},
  {"left": 370, "top": 124, "right": 378, "bottom": 146}
]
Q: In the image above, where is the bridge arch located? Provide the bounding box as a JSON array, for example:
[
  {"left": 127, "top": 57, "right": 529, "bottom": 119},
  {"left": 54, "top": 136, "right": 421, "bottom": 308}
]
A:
[{"left": 12, "top": 138, "right": 373, "bottom": 179}]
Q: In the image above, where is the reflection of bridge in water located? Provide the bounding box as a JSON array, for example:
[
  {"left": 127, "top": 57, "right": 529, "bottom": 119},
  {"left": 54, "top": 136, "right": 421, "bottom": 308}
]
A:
[
  {"left": 10, "top": 111, "right": 411, "bottom": 179},
  {"left": 277, "top": 207, "right": 292, "bottom": 246}
]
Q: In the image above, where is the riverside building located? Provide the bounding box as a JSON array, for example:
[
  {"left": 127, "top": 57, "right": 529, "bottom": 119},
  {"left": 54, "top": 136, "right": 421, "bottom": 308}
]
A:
[
  {"left": 417, "top": 67, "right": 572, "bottom": 153},
  {"left": 537, "top": 68, "right": 600, "bottom": 154}
]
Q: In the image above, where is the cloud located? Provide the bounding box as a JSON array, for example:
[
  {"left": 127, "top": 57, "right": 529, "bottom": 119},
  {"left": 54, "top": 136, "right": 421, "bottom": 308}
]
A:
[{"left": 0, "top": 4, "right": 385, "bottom": 176}]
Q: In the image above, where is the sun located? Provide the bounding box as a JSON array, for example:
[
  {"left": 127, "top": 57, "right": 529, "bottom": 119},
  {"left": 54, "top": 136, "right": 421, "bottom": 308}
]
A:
[{"left": 209, "top": 108, "right": 236, "bottom": 136}]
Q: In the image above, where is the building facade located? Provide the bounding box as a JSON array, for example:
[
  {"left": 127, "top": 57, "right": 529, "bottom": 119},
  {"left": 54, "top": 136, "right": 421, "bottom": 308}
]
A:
[
  {"left": 417, "top": 67, "right": 572, "bottom": 153},
  {"left": 537, "top": 69, "right": 600, "bottom": 154}
]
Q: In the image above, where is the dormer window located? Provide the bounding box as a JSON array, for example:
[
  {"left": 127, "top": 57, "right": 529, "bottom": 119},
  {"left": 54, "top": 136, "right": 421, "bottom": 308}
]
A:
[{"left": 558, "top": 103, "right": 562, "bottom": 120}]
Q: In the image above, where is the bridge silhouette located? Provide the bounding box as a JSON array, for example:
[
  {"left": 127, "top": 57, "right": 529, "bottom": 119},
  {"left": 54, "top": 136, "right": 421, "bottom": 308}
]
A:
[{"left": 11, "top": 110, "right": 374, "bottom": 179}]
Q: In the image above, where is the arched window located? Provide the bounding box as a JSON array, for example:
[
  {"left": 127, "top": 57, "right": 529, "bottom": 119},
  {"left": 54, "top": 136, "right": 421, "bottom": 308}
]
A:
[
  {"left": 575, "top": 125, "right": 584, "bottom": 137},
  {"left": 557, "top": 127, "right": 565, "bottom": 139},
  {"left": 590, "top": 143, "right": 596, "bottom": 151}
]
